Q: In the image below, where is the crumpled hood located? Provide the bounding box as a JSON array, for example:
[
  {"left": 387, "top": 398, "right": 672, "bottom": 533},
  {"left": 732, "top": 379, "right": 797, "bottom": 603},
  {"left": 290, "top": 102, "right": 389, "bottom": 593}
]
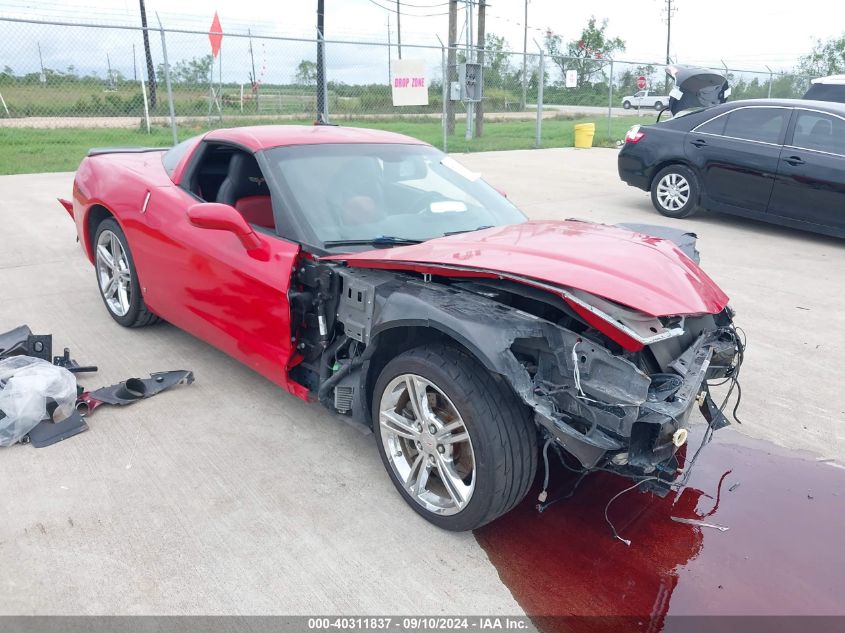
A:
[{"left": 324, "top": 220, "right": 729, "bottom": 317}]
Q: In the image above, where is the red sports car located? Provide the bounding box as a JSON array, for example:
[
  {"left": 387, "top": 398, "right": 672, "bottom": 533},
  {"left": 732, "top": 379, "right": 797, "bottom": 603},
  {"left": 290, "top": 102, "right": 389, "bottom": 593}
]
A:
[{"left": 61, "top": 125, "right": 742, "bottom": 530}]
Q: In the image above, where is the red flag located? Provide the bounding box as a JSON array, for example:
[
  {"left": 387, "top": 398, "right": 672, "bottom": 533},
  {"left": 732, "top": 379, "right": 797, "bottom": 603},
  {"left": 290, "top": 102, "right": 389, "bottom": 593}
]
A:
[{"left": 208, "top": 12, "right": 223, "bottom": 58}]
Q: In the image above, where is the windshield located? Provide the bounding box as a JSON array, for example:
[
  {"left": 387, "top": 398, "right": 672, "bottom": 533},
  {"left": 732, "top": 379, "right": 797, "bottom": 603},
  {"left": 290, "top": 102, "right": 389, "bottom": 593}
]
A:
[{"left": 263, "top": 143, "right": 526, "bottom": 246}]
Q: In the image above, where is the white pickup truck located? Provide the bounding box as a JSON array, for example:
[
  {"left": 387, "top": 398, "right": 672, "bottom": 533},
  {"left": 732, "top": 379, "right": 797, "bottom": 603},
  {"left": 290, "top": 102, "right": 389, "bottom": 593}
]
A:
[{"left": 621, "top": 90, "right": 669, "bottom": 110}]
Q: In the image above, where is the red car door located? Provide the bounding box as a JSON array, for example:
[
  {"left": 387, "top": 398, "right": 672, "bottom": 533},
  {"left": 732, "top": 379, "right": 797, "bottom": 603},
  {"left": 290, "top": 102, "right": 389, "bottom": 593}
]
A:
[{"left": 133, "top": 161, "right": 303, "bottom": 397}]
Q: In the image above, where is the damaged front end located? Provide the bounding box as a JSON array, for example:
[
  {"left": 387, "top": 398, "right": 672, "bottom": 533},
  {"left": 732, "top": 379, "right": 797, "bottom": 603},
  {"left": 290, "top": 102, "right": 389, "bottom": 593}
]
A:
[
  {"left": 514, "top": 310, "right": 740, "bottom": 493},
  {"left": 291, "top": 249, "right": 741, "bottom": 495}
]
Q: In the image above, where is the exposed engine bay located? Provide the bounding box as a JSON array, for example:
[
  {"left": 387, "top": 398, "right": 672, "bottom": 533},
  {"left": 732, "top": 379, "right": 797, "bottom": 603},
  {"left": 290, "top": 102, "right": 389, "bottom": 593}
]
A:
[{"left": 287, "top": 226, "right": 743, "bottom": 494}]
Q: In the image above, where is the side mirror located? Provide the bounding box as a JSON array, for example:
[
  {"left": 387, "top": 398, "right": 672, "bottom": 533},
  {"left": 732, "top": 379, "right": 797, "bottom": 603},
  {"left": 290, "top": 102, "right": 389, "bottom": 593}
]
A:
[{"left": 187, "top": 203, "right": 262, "bottom": 250}]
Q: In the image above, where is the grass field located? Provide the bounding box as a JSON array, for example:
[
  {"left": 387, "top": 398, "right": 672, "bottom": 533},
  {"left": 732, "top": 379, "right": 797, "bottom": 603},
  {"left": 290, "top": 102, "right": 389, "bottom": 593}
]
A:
[{"left": 0, "top": 115, "right": 638, "bottom": 175}]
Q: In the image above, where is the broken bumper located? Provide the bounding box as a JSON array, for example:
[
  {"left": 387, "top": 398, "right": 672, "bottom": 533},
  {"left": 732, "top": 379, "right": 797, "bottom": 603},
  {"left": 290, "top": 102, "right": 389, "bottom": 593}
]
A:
[{"left": 531, "top": 328, "right": 738, "bottom": 490}]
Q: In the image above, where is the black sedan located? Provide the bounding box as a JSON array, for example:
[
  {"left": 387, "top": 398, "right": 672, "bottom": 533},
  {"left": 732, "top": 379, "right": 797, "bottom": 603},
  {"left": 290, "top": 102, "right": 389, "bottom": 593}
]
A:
[{"left": 618, "top": 99, "right": 845, "bottom": 238}]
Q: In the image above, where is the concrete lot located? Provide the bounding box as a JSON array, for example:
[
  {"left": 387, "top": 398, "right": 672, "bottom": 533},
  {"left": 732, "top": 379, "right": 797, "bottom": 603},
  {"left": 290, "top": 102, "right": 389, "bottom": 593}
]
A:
[{"left": 0, "top": 148, "right": 843, "bottom": 615}]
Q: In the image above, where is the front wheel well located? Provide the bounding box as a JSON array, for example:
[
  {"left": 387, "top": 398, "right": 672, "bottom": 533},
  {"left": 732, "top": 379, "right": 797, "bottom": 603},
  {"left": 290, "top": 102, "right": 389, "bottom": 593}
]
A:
[{"left": 363, "top": 325, "right": 502, "bottom": 425}]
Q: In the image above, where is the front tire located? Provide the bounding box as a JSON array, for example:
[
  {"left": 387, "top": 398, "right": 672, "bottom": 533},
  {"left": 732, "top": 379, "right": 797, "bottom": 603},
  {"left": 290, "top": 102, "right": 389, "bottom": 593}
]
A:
[
  {"left": 623, "top": 100, "right": 631, "bottom": 109},
  {"left": 94, "top": 218, "right": 160, "bottom": 327},
  {"left": 373, "top": 344, "right": 537, "bottom": 531},
  {"left": 650, "top": 165, "right": 700, "bottom": 219}
]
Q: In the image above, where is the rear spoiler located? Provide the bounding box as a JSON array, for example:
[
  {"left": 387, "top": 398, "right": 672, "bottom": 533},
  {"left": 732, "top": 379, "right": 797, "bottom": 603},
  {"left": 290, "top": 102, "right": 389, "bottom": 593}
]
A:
[{"left": 86, "top": 147, "right": 168, "bottom": 157}]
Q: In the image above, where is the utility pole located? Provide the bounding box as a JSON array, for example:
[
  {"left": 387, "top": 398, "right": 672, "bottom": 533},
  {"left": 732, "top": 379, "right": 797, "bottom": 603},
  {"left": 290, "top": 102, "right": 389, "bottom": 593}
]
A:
[
  {"left": 396, "top": 0, "right": 402, "bottom": 60},
  {"left": 248, "top": 29, "right": 257, "bottom": 108},
  {"left": 37, "top": 42, "right": 45, "bottom": 86},
  {"left": 132, "top": 43, "right": 137, "bottom": 82},
  {"left": 465, "top": 0, "right": 473, "bottom": 141},
  {"left": 139, "top": 0, "right": 157, "bottom": 108},
  {"left": 106, "top": 53, "right": 114, "bottom": 89},
  {"left": 387, "top": 15, "right": 392, "bottom": 83},
  {"left": 446, "top": 0, "right": 457, "bottom": 134},
  {"left": 474, "top": 0, "right": 485, "bottom": 136},
  {"left": 663, "top": 0, "right": 676, "bottom": 93},
  {"left": 316, "top": 0, "right": 328, "bottom": 122},
  {"left": 521, "top": 0, "right": 528, "bottom": 110}
]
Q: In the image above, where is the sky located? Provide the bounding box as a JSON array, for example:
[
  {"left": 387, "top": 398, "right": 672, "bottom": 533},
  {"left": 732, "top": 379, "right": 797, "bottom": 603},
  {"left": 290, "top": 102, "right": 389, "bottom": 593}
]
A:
[{"left": 0, "top": 0, "right": 843, "bottom": 84}]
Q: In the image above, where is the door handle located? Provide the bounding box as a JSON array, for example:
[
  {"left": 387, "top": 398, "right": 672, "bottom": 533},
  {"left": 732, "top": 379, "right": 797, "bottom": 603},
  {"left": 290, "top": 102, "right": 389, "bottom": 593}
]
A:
[
  {"left": 690, "top": 139, "right": 708, "bottom": 148},
  {"left": 783, "top": 155, "right": 805, "bottom": 166}
]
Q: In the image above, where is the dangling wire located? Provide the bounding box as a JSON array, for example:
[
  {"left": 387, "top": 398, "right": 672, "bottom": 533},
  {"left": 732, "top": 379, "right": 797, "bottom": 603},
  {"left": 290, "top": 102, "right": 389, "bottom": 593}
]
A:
[
  {"left": 538, "top": 438, "right": 552, "bottom": 503},
  {"left": 604, "top": 477, "right": 661, "bottom": 546}
]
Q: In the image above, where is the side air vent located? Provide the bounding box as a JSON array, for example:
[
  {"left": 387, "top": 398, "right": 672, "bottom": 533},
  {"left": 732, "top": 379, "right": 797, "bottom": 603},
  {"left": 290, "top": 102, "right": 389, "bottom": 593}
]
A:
[{"left": 334, "top": 385, "right": 355, "bottom": 414}]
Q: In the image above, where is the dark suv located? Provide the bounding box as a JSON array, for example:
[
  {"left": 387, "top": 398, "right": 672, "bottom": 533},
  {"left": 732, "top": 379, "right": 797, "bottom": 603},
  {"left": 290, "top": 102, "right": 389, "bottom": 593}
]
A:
[{"left": 803, "top": 76, "right": 845, "bottom": 103}]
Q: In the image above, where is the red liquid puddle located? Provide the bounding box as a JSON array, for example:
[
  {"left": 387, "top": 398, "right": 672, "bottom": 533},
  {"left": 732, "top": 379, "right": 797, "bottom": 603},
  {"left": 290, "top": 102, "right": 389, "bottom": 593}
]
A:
[{"left": 474, "top": 427, "right": 845, "bottom": 632}]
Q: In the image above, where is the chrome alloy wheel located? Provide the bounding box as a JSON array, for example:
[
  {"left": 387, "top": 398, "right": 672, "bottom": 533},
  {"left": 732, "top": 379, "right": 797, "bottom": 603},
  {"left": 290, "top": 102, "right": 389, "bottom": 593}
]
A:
[
  {"left": 379, "top": 374, "right": 476, "bottom": 516},
  {"left": 656, "top": 173, "right": 691, "bottom": 212},
  {"left": 96, "top": 229, "right": 132, "bottom": 317}
]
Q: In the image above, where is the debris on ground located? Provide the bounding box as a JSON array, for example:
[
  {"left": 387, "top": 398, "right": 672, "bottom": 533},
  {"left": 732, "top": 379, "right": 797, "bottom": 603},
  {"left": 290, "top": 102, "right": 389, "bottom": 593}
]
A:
[
  {"left": 0, "top": 325, "right": 194, "bottom": 448},
  {"left": 670, "top": 516, "right": 730, "bottom": 531}
]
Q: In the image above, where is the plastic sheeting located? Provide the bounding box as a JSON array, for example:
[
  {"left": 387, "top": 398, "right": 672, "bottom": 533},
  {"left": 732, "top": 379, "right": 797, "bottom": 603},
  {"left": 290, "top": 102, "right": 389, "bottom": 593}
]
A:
[{"left": 0, "top": 356, "right": 77, "bottom": 447}]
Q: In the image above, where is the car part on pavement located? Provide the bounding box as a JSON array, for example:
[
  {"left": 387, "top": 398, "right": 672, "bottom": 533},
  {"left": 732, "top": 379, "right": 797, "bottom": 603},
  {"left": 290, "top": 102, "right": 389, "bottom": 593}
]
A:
[
  {"left": 26, "top": 410, "right": 90, "bottom": 448},
  {"left": 669, "top": 516, "right": 730, "bottom": 531},
  {"left": 0, "top": 325, "right": 52, "bottom": 362},
  {"left": 76, "top": 370, "right": 195, "bottom": 414},
  {"left": 0, "top": 325, "right": 96, "bottom": 373},
  {"left": 0, "top": 356, "right": 78, "bottom": 447},
  {"left": 0, "top": 327, "right": 194, "bottom": 448},
  {"left": 53, "top": 347, "right": 98, "bottom": 374}
]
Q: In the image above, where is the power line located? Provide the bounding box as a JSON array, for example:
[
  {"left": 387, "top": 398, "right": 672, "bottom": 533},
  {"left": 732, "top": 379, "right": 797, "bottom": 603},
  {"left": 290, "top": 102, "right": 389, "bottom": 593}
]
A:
[
  {"left": 383, "top": 0, "right": 450, "bottom": 7},
  {"left": 363, "top": 0, "right": 449, "bottom": 18}
]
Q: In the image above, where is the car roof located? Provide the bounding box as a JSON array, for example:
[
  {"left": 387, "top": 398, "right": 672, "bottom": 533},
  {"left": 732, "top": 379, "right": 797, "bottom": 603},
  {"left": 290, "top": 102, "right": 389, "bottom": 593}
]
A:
[
  {"left": 811, "top": 75, "right": 845, "bottom": 85},
  {"left": 203, "top": 124, "right": 429, "bottom": 152},
  {"left": 712, "top": 98, "right": 845, "bottom": 114}
]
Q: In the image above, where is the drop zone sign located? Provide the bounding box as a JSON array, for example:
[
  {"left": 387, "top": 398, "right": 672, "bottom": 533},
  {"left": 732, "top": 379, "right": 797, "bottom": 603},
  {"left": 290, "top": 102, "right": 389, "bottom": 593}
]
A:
[{"left": 391, "top": 59, "right": 428, "bottom": 107}]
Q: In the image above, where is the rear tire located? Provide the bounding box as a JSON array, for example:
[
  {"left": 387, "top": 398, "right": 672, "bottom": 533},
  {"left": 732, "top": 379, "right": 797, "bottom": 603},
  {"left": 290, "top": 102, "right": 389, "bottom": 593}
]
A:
[
  {"left": 372, "top": 344, "right": 537, "bottom": 531},
  {"left": 650, "top": 165, "right": 700, "bottom": 219},
  {"left": 654, "top": 101, "right": 664, "bottom": 111},
  {"left": 94, "top": 218, "right": 160, "bottom": 328}
]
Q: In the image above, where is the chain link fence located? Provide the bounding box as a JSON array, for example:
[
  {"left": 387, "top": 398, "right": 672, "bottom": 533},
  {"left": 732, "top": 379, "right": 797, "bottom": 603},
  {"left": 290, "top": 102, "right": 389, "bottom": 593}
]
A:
[{"left": 0, "top": 16, "right": 818, "bottom": 173}]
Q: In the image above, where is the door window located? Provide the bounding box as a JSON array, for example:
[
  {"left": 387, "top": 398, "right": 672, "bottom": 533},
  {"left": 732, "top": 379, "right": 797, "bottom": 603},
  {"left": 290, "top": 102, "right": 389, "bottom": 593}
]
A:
[
  {"left": 695, "top": 114, "right": 727, "bottom": 136},
  {"left": 791, "top": 111, "right": 845, "bottom": 155},
  {"left": 722, "top": 107, "right": 790, "bottom": 144},
  {"left": 190, "top": 145, "right": 276, "bottom": 231}
]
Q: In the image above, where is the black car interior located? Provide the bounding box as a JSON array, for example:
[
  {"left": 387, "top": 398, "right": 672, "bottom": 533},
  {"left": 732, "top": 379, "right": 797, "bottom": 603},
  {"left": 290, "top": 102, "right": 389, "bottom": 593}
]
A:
[{"left": 190, "top": 144, "right": 275, "bottom": 230}]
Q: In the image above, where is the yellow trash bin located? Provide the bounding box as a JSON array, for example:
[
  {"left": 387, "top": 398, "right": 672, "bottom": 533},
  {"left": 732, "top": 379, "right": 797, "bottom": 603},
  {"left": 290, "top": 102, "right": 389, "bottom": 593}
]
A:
[{"left": 574, "top": 122, "right": 596, "bottom": 148}]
